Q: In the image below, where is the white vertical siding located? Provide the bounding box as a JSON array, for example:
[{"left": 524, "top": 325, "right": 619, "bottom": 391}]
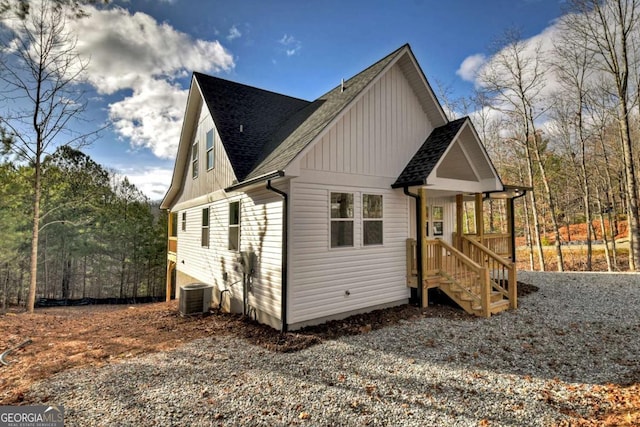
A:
[
  {"left": 175, "top": 183, "right": 285, "bottom": 320},
  {"left": 288, "top": 181, "right": 410, "bottom": 324},
  {"left": 299, "top": 63, "right": 433, "bottom": 178},
  {"left": 173, "top": 102, "right": 238, "bottom": 206}
]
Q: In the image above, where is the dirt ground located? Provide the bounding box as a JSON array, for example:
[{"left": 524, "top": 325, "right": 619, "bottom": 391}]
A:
[{"left": 0, "top": 283, "right": 637, "bottom": 426}]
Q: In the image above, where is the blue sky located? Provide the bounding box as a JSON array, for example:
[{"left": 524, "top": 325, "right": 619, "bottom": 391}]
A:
[{"left": 3, "top": 0, "right": 567, "bottom": 199}]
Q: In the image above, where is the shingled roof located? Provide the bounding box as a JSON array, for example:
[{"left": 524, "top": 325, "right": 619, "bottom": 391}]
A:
[
  {"left": 391, "top": 117, "right": 467, "bottom": 188},
  {"left": 194, "top": 72, "right": 311, "bottom": 181}
]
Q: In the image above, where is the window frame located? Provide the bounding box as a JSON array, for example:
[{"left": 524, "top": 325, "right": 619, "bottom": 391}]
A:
[
  {"left": 329, "top": 192, "right": 354, "bottom": 248},
  {"left": 205, "top": 129, "right": 215, "bottom": 170},
  {"left": 228, "top": 201, "right": 241, "bottom": 251},
  {"left": 432, "top": 205, "right": 444, "bottom": 237},
  {"left": 181, "top": 212, "right": 186, "bottom": 231},
  {"left": 362, "top": 194, "right": 383, "bottom": 246},
  {"left": 191, "top": 140, "right": 199, "bottom": 179},
  {"left": 201, "top": 207, "right": 209, "bottom": 248}
]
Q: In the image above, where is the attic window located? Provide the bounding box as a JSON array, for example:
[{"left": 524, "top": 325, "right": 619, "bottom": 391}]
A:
[
  {"left": 206, "top": 129, "right": 214, "bottom": 170},
  {"left": 191, "top": 140, "right": 199, "bottom": 179}
]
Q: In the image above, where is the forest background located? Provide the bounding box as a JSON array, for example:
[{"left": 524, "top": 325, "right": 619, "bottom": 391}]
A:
[{"left": 2, "top": 0, "right": 640, "bottom": 310}]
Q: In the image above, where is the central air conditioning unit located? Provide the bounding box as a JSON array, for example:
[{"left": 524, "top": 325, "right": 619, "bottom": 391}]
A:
[{"left": 179, "top": 283, "right": 213, "bottom": 316}]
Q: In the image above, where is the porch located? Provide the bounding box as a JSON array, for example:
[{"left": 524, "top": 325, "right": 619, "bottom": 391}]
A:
[{"left": 406, "top": 188, "right": 519, "bottom": 318}]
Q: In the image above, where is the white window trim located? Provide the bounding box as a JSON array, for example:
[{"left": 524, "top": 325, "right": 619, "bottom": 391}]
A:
[
  {"left": 206, "top": 129, "right": 215, "bottom": 171},
  {"left": 329, "top": 191, "right": 355, "bottom": 249},
  {"left": 362, "top": 193, "right": 383, "bottom": 246},
  {"left": 228, "top": 201, "right": 241, "bottom": 251},
  {"left": 201, "top": 207, "right": 210, "bottom": 248},
  {"left": 191, "top": 140, "right": 199, "bottom": 179}
]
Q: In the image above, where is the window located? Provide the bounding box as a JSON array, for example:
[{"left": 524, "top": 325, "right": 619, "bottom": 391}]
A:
[
  {"left": 228, "top": 201, "right": 240, "bottom": 251},
  {"left": 206, "top": 129, "right": 215, "bottom": 170},
  {"left": 432, "top": 206, "right": 444, "bottom": 237},
  {"left": 201, "top": 208, "right": 209, "bottom": 247},
  {"left": 363, "top": 194, "right": 383, "bottom": 245},
  {"left": 191, "top": 140, "right": 199, "bottom": 179},
  {"left": 330, "top": 192, "right": 354, "bottom": 248},
  {"left": 181, "top": 212, "right": 186, "bottom": 231}
]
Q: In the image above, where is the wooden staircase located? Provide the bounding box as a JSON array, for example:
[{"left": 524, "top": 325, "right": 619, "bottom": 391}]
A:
[{"left": 407, "top": 237, "right": 517, "bottom": 318}]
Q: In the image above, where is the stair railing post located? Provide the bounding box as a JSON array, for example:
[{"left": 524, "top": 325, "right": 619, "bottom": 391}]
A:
[
  {"left": 481, "top": 267, "right": 490, "bottom": 318},
  {"left": 508, "top": 263, "right": 518, "bottom": 309}
]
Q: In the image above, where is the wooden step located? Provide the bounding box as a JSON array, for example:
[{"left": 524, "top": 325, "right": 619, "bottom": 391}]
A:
[
  {"left": 491, "top": 291, "right": 503, "bottom": 303},
  {"left": 472, "top": 299, "right": 510, "bottom": 314}
]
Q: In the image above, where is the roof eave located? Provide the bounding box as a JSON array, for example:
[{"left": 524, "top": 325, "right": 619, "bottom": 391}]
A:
[
  {"left": 391, "top": 179, "right": 426, "bottom": 189},
  {"left": 224, "top": 170, "right": 285, "bottom": 192}
]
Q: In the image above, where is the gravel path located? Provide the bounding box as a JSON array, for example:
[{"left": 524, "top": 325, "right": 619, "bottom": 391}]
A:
[{"left": 29, "top": 272, "right": 640, "bottom": 426}]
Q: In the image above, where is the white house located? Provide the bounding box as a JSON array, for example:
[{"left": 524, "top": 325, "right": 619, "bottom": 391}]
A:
[{"left": 160, "top": 44, "right": 523, "bottom": 331}]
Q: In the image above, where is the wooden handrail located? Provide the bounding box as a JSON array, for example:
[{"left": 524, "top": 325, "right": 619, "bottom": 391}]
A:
[
  {"left": 461, "top": 235, "right": 517, "bottom": 310},
  {"left": 436, "top": 239, "right": 483, "bottom": 271},
  {"left": 463, "top": 235, "right": 512, "bottom": 266}
]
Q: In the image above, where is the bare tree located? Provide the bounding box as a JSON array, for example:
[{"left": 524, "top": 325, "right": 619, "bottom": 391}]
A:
[
  {"left": 566, "top": 0, "right": 640, "bottom": 270},
  {"left": 552, "top": 25, "right": 597, "bottom": 269},
  {"left": 479, "top": 30, "right": 566, "bottom": 271},
  {"left": 0, "top": 2, "right": 94, "bottom": 312}
]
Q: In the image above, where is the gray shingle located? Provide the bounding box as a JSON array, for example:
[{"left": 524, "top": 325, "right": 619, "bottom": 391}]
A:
[
  {"left": 194, "top": 72, "right": 310, "bottom": 181},
  {"left": 391, "top": 117, "right": 467, "bottom": 188}
]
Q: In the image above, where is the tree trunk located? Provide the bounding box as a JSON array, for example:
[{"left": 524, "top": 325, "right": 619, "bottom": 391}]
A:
[
  {"left": 2, "top": 263, "right": 9, "bottom": 313},
  {"left": 27, "top": 153, "right": 42, "bottom": 313},
  {"left": 619, "top": 107, "right": 640, "bottom": 270},
  {"left": 61, "top": 257, "right": 71, "bottom": 299},
  {"left": 524, "top": 146, "right": 546, "bottom": 271}
]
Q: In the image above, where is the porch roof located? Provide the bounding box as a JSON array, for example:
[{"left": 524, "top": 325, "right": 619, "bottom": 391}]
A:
[{"left": 391, "top": 117, "right": 466, "bottom": 188}]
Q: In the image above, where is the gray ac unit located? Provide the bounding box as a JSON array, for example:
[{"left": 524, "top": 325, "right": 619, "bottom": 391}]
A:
[{"left": 179, "top": 283, "right": 213, "bottom": 316}]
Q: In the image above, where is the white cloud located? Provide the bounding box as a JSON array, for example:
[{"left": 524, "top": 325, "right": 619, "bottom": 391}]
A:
[
  {"left": 456, "top": 53, "right": 486, "bottom": 82},
  {"left": 70, "top": 7, "right": 234, "bottom": 94},
  {"left": 119, "top": 166, "right": 174, "bottom": 201},
  {"left": 227, "top": 25, "right": 241, "bottom": 41},
  {"left": 108, "top": 79, "right": 187, "bottom": 158},
  {"left": 63, "top": 5, "right": 235, "bottom": 158},
  {"left": 278, "top": 33, "right": 301, "bottom": 56}
]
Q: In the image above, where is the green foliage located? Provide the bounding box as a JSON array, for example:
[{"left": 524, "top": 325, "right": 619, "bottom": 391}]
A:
[{"left": 0, "top": 148, "right": 167, "bottom": 305}]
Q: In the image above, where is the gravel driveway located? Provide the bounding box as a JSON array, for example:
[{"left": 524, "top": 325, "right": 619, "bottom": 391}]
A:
[{"left": 29, "top": 272, "right": 640, "bottom": 426}]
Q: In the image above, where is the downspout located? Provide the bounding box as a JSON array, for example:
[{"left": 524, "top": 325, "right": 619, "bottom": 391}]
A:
[
  {"left": 403, "top": 187, "right": 422, "bottom": 306},
  {"left": 266, "top": 180, "right": 289, "bottom": 332}
]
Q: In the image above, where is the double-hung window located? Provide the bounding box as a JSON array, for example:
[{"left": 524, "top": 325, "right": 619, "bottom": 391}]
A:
[
  {"left": 181, "top": 212, "right": 186, "bottom": 231},
  {"left": 228, "top": 201, "right": 241, "bottom": 251},
  {"left": 191, "top": 140, "right": 199, "bottom": 179},
  {"left": 206, "top": 129, "right": 215, "bottom": 170},
  {"left": 201, "top": 208, "right": 209, "bottom": 247},
  {"left": 363, "top": 194, "right": 383, "bottom": 245},
  {"left": 432, "top": 206, "right": 443, "bottom": 237},
  {"left": 330, "top": 192, "right": 354, "bottom": 248}
]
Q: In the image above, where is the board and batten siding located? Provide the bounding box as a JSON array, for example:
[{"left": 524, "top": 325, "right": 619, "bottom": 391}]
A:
[
  {"left": 175, "top": 183, "right": 285, "bottom": 323},
  {"left": 298, "top": 63, "right": 433, "bottom": 178},
  {"left": 288, "top": 181, "right": 410, "bottom": 325},
  {"left": 172, "top": 102, "right": 237, "bottom": 207}
]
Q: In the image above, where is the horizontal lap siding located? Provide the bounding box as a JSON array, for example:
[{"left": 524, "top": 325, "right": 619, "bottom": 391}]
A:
[
  {"left": 176, "top": 185, "right": 284, "bottom": 319},
  {"left": 289, "top": 182, "right": 409, "bottom": 324}
]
